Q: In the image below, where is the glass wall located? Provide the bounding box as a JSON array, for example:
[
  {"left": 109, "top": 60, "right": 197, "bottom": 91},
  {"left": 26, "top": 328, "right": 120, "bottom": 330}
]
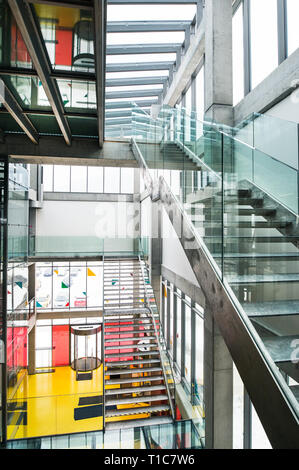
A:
[
  {"left": 42, "top": 164, "right": 134, "bottom": 194},
  {"left": 161, "top": 280, "right": 204, "bottom": 408},
  {"left": 35, "top": 261, "right": 103, "bottom": 312},
  {"left": 8, "top": 164, "right": 29, "bottom": 261},
  {"left": 250, "top": 0, "right": 278, "bottom": 89}
]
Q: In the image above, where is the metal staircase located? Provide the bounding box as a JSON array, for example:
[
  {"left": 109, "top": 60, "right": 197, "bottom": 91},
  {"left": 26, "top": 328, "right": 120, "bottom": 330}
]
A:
[{"left": 102, "top": 257, "right": 175, "bottom": 430}]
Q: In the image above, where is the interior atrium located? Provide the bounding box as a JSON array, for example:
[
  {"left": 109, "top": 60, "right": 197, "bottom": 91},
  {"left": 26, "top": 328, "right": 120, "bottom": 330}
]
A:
[{"left": 0, "top": 0, "right": 299, "bottom": 451}]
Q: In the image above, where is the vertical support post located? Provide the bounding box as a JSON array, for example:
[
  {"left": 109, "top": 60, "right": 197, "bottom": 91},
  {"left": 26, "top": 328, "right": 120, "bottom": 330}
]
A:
[
  {"left": 191, "top": 300, "right": 196, "bottom": 405},
  {"left": 204, "top": 305, "right": 233, "bottom": 448},
  {"left": 243, "top": 0, "right": 251, "bottom": 95},
  {"left": 181, "top": 293, "right": 186, "bottom": 380},
  {"left": 166, "top": 281, "right": 171, "bottom": 349},
  {"left": 173, "top": 286, "right": 177, "bottom": 364},
  {"left": 149, "top": 199, "right": 162, "bottom": 315},
  {"left": 243, "top": 389, "right": 252, "bottom": 449},
  {"left": 277, "top": 0, "right": 288, "bottom": 64}
]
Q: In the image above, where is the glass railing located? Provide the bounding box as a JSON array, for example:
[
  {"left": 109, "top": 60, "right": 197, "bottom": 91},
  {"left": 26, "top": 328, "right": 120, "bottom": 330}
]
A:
[
  {"left": 6, "top": 418, "right": 202, "bottom": 449},
  {"left": 28, "top": 236, "right": 142, "bottom": 258},
  {"left": 132, "top": 104, "right": 299, "bottom": 429}
]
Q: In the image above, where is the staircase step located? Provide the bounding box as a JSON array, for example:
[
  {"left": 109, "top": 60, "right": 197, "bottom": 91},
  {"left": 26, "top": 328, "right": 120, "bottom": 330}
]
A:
[
  {"left": 290, "top": 385, "right": 299, "bottom": 402},
  {"left": 104, "top": 416, "right": 173, "bottom": 430},
  {"left": 242, "top": 300, "right": 299, "bottom": 318},
  {"left": 105, "top": 366, "right": 162, "bottom": 376},
  {"left": 105, "top": 375, "right": 163, "bottom": 385},
  {"left": 105, "top": 404, "right": 170, "bottom": 417},
  {"left": 104, "top": 322, "right": 153, "bottom": 329},
  {"left": 263, "top": 335, "right": 299, "bottom": 363},
  {"left": 105, "top": 384, "right": 166, "bottom": 395},
  {"left": 105, "top": 351, "right": 160, "bottom": 358},
  {"left": 203, "top": 207, "right": 276, "bottom": 216},
  {"left": 104, "top": 308, "right": 148, "bottom": 316},
  {"left": 227, "top": 273, "right": 299, "bottom": 284},
  {"left": 106, "top": 358, "right": 160, "bottom": 367},
  {"left": 105, "top": 335, "right": 156, "bottom": 344},
  {"left": 105, "top": 343, "right": 158, "bottom": 351},
  {"left": 106, "top": 394, "right": 168, "bottom": 406},
  {"left": 105, "top": 329, "right": 155, "bottom": 336}
]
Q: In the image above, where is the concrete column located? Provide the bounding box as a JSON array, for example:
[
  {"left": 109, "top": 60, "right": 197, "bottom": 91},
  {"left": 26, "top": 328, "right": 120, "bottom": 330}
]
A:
[
  {"left": 133, "top": 168, "right": 140, "bottom": 254},
  {"left": 204, "top": 0, "right": 233, "bottom": 126},
  {"left": 150, "top": 200, "right": 162, "bottom": 313},
  {"left": 204, "top": 305, "right": 233, "bottom": 449}
]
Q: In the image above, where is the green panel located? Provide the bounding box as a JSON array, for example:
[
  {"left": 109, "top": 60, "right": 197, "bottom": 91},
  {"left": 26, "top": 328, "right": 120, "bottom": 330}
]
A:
[
  {"left": 0, "top": 112, "right": 23, "bottom": 132},
  {"left": 28, "top": 114, "right": 61, "bottom": 134},
  {"left": 67, "top": 115, "right": 98, "bottom": 137}
]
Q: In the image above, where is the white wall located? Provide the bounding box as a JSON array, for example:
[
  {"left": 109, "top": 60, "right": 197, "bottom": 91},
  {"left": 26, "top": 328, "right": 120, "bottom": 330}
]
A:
[
  {"left": 266, "top": 89, "right": 299, "bottom": 124},
  {"left": 162, "top": 207, "right": 200, "bottom": 287},
  {"left": 36, "top": 200, "right": 138, "bottom": 252}
]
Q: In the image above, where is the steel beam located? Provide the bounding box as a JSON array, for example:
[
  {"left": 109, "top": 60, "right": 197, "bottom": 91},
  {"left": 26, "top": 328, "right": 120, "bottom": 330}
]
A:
[
  {"left": 107, "top": 20, "right": 190, "bottom": 32},
  {"left": 0, "top": 79, "right": 39, "bottom": 144},
  {"left": 105, "top": 117, "right": 132, "bottom": 126},
  {"left": 29, "top": 0, "right": 197, "bottom": 4},
  {"left": 108, "top": 0, "right": 197, "bottom": 3},
  {"left": 106, "top": 109, "right": 149, "bottom": 118},
  {"left": 106, "top": 62, "right": 173, "bottom": 73},
  {"left": 106, "top": 89, "right": 161, "bottom": 99},
  {"left": 105, "top": 99, "right": 158, "bottom": 109},
  {"left": 0, "top": 66, "right": 96, "bottom": 82},
  {"left": 8, "top": 0, "right": 72, "bottom": 145},
  {"left": 106, "top": 76, "right": 167, "bottom": 87},
  {"left": 94, "top": 0, "right": 107, "bottom": 148},
  {"left": 106, "top": 44, "right": 181, "bottom": 55}
]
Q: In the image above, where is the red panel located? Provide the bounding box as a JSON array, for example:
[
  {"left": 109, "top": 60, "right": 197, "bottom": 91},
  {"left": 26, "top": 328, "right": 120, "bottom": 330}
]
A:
[
  {"left": 11, "top": 22, "right": 31, "bottom": 64},
  {"left": 7, "top": 327, "right": 12, "bottom": 368},
  {"left": 52, "top": 325, "right": 70, "bottom": 366},
  {"left": 55, "top": 30, "right": 73, "bottom": 67},
  {"left": 15, "top": 327, "right": 28, "bottom": 367},
  {"left": 7, "top": 327, "right": 27, "bottom": 368}
]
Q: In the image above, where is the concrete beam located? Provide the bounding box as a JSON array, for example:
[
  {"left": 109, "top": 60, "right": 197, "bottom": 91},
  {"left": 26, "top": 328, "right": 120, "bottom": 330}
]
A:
[
  {"left": 234, "top": 48, "right": 299, "bottom": 125},
  {"left": 163, "top": 13, "right": 205, "bottom": 106},
  {"left": 43, "top": 192, "right": 134, "bottom": 202},
  {"left": 107, "top": 44, "right": 181, "bottom": 55},
  {"left": 105, "top": 100, "right": 158, "bottom": 109},
  {"left": 106, "top": 89, "right": 162, "bottom": 99},
  {"left": 106, "top": 62, "right": 173, "bottom": 72},
  {"left": 106, "top": 76, "right": 168, "bottom": 87},
  {"left": 2, "top": 135, "right": 138, "bottom": 166},
  {"left": 107, "top": 20, "right": 190, "bottom": 32}
]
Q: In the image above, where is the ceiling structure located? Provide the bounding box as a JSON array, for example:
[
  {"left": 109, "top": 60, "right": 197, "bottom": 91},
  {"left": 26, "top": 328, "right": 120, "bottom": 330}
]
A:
[{"left": 0, "top": 0, "right": 203, "bottom": 147}]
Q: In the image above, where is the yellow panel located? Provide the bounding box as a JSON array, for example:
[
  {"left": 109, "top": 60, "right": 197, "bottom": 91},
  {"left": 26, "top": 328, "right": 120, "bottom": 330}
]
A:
[{"left": 34, "top": 4, "right": 81, "bottom": 28}]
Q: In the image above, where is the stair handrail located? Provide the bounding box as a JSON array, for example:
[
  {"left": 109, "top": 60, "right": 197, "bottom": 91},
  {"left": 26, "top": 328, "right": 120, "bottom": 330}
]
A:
[{"left": 138, "top": 255, "right": 176, "bottom": 421}]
